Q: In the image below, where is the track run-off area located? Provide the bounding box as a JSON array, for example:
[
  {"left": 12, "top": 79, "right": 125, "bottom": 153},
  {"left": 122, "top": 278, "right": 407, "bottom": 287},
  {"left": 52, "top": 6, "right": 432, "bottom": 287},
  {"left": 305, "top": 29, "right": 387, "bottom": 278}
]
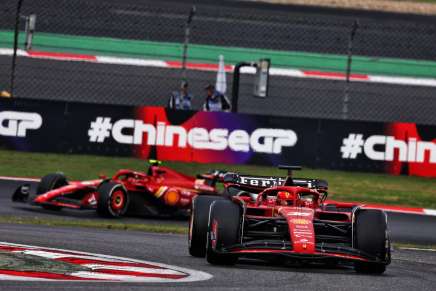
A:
[{"left": 0, "top": 241, "right": 211, "bottom": 283}]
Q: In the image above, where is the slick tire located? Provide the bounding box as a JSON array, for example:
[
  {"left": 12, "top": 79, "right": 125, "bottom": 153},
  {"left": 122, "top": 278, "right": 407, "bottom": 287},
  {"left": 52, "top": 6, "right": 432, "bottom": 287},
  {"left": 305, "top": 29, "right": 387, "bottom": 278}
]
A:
[
  {"left": 37, "top": 173, "right": 68, "bottom": 211},
  {"left": 97, "top": 181, "right": 129, "bottom": 218},
  {"left": 189, "top": 195, "right": 225, "bottom": 257},
  {"left": 206, "top": 200, "right": 241, "bottom": 265},
  {"left": 37, "top": 173, "right": 68, "bottom": 195},
  {"left": 353, "top": 209, "right": 390, "bottom": 274}
]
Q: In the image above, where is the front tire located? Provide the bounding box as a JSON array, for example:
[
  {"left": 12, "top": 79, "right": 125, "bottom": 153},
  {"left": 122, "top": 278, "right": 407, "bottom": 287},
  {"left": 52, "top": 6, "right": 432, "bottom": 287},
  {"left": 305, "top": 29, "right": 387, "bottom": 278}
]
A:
[
  {"left": 37, "top": 173, "right": 68, "bottom": 211},
  {"left": 206, "top": 200, "right": 241, "bottom": 265},
  {"left": 353, "top": 209, "right": 390, "bottom": 274},
  {"left": 37, "top": 173, "right": 68, "bottom": 195},
  {"left": 97, "top": 182, "right": 129, "bottom": 218},
  {"left": 189, "top": 195, "right": 225, "bottom": 257}
]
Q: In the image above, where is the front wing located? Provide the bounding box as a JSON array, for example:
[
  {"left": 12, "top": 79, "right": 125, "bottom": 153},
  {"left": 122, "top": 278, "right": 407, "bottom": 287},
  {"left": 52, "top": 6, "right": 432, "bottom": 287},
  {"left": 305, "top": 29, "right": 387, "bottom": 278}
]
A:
[{"left": 215, "top": 242, "right": 390, "bottom": 264}]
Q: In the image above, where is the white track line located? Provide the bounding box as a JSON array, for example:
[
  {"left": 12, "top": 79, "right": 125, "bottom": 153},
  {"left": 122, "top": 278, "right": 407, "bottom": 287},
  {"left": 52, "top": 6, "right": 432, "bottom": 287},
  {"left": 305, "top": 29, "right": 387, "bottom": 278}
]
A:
[
  {"left": 1, "top": 48, "right": 436, "bottom": 87},
  {"left": 424, "top": 209, "right": 436, "bottom": 216},
  {"left": 97, "top": 56, "right": 168, "bottom": 67},
  {"left": 0, "top": 176, "right": 40, "bottom": 182}
]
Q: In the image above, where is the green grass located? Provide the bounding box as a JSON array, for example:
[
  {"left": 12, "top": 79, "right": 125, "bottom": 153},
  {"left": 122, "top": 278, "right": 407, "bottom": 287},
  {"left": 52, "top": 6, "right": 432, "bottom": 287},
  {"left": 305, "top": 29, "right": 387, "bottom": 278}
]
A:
[
  {"left": 0, "top": 149, "right": 435, "bottom": 208},
  {"left": 0, "top": 215, "right": 186, "bottom": 234}
]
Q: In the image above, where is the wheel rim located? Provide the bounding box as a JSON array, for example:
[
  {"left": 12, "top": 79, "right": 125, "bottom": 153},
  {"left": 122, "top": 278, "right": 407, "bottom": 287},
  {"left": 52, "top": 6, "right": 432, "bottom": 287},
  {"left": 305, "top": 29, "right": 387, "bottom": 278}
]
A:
[{"left": 110, "top": 189, "right": 126, "bottom": 213}]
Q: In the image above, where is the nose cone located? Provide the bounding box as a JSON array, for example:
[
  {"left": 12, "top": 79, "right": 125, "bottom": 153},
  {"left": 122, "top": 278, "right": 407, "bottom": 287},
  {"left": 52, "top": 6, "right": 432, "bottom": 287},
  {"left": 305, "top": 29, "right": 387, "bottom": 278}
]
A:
[{"left": 279, "top": 207, "right": 315, "bottom": 254}]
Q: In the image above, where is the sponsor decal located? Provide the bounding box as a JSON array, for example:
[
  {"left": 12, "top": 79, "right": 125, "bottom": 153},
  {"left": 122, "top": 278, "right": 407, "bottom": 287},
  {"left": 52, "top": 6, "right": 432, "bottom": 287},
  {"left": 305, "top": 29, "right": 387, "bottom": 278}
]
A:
[
  {"left": 210, "top": 220, "right": 218, "bottom": 250},
  {"left": 88, "top": 118, "right": 297, "bottom": 155},
  {"left": 0, "top": 111, "right": 42, "bottom": 137},
  {"left": 238, "top": 176, "right": 285, "bottom": 187},
  {"left": 341, "top": 133, "right": 435, "bottom": 163},
  {"left": 340, "top": 124, "right": 435, "bottom": 177},
  {"left": 0, "top": 242, "right": 211, "bottom": 282},
  {"left": 293, "top": 224, "right": 313, "bottom": 239},
  {"left": 290, "top": 218, "right": 310, "bottom": 225},
  {"left": 154, "top": 186, "right": 168, "bottom": 198},
  {"left": 1, "top": 98, "right": 434, "bottom": 178},
  {"left": 286, "top": 212, "right": 311, "bottom": 217},
  {"left": 385, "top": 123, "right": 436, "bottom": 177}
]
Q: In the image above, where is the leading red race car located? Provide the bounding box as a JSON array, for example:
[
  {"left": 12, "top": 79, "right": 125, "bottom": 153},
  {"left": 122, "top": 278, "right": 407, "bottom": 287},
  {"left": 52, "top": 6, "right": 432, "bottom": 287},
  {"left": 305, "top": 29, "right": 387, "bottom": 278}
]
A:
[
  {"left": 12, "top": 160, "right": 222, "bottom": 218},
  {"left": 189, "top": 165, "right": 391, "bottom": 274}
]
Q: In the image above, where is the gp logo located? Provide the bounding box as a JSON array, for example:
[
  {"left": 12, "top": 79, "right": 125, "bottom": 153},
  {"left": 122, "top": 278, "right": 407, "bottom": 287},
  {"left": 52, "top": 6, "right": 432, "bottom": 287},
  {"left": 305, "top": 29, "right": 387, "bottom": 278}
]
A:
[{"left": 0, "top": 111, "right": 42, "bottom": 137}]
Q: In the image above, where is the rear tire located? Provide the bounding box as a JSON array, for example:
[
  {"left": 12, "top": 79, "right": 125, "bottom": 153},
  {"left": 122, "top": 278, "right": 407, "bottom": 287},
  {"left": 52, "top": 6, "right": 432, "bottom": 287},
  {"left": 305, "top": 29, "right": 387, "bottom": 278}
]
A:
[
  {"left": 37, "top": 173, "right": 68, "bottom": 211},
  {"left": 97, "top": 182, "right": 129, "bottom": 218},
  {"left": 353, "top": 209, "right": 390, "bottom": 274},
  {"left": 189, "top": 195, "right": 225, "bottom": 257},
  {"left": 206, "top": 200, "right": 241, "bottom": 265}
]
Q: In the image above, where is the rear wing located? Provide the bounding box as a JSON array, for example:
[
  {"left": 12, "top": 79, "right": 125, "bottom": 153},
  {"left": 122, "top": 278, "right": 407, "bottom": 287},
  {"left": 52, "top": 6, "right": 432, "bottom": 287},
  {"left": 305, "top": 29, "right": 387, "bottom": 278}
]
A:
[
  {"left": 223, "top": 173, "right": 328, "bottom": 192},
  {"left": 196, "top": 170, "right": 228, "bottom": 187}
]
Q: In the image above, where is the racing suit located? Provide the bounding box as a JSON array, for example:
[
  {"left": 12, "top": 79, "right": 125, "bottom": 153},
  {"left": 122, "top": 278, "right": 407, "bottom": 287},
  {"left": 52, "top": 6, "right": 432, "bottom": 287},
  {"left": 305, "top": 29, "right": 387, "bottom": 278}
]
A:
[
  {"left": 168, "top": 91, "right": 193, "bottom": 110},
  {"left": 203, "top": 90, "right": 231, "bottom": 112}
]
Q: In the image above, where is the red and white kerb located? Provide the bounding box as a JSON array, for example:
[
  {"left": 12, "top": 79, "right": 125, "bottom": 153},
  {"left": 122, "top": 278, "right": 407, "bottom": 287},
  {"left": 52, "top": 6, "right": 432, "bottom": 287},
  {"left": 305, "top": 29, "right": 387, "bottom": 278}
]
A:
[{"left": 0, "top": 242, "right": 212, "bottom": 282}]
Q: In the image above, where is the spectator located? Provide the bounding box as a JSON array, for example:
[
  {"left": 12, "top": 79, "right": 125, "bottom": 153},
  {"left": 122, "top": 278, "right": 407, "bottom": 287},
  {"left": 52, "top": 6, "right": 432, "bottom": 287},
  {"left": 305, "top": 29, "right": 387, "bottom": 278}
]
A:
[
  {"left": 202, "top": 84, "right": 231, "bottom": 112},
  {"left": 167, "top": 81, "right": 193, "bottom": 110}
]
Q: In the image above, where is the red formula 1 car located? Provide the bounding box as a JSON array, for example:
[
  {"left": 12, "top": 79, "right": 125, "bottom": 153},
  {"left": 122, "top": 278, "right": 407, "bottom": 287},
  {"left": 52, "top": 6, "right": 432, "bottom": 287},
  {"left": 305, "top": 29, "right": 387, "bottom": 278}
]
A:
[
  {"left": 12, "top": 160, "right": 222, "bottom": 218},
  {"left": 189, "top": 165, "right": 391, "bottom": 274}
]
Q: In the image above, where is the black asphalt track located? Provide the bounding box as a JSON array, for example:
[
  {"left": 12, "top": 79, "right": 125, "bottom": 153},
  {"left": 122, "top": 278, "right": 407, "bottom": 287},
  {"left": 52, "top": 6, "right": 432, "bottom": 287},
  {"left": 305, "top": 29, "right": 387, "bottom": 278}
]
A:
[{"left": 0, "top": 223, "right": 436, "bottom": 290}]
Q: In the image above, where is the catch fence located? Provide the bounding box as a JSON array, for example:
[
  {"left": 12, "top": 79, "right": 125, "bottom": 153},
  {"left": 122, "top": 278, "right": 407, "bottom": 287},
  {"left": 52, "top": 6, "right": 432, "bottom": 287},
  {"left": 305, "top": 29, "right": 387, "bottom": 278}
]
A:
[{"left": 0, "top": 0, "right": 435, "bottom": 125}]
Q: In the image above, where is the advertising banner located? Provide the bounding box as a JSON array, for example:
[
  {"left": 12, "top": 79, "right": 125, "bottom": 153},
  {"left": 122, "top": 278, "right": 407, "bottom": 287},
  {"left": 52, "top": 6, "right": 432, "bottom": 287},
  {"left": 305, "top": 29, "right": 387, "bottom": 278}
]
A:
[{"left": 0, "top": 99, "right": 434, "bottom": 177}]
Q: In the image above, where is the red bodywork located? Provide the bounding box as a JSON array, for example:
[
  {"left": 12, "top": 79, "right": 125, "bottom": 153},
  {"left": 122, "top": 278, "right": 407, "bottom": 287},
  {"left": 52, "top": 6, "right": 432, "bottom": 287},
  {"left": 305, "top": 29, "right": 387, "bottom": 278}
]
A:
[
  {"left": 211, "top": 175, "right": 390, "bottom": 265},
  {"left": 29, "top": 165, "right": 218, "bottom": 216}
]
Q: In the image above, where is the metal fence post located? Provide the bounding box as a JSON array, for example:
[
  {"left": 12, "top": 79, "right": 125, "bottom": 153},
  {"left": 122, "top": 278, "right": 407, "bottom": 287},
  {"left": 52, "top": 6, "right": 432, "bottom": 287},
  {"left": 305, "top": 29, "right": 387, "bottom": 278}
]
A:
[
  {"left": 342, "top": 19, "right": 359, "bottom": 120},
  {"left": 231, "top": 61, "right": 256, "bottom": 113},
  {"left": 181, "top": 5, "right": 196, "bottom": 83},
  {"left": 10, "top": 0, "right": 25, "bottom": 97}
]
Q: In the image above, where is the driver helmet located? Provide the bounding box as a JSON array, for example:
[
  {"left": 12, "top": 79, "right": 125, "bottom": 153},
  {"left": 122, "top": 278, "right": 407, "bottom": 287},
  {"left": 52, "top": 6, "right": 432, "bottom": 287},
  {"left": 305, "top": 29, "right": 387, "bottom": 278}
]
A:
[
  {"left": 298, "top": 193, "right": 314, "bottom": 207},
  {"left": 277, "top": 191, "right": 293, "bottom": 206}
]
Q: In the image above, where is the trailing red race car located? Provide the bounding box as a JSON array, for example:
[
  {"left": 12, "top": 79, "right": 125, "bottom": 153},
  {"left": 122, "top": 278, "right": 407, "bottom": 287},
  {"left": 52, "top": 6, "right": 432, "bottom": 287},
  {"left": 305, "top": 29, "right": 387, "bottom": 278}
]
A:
[
  {"left": 189, "top": 165, "right": 391, "bottom": 274},
  {"left": 12, "top": 160, "right": 222, "bottom": 218}
]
